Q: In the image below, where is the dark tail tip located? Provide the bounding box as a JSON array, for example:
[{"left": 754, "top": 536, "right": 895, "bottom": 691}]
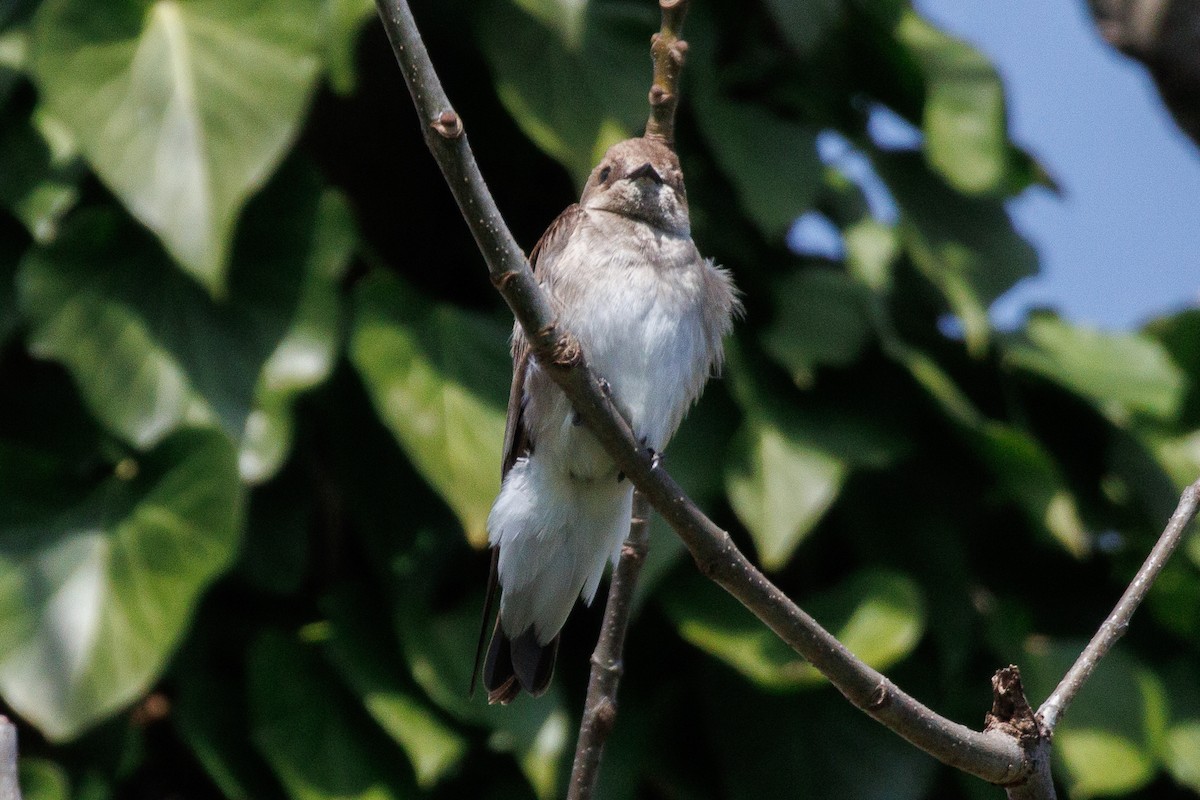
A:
[{"left": 483, "top": 621, "right": 560, "bottom": 704}]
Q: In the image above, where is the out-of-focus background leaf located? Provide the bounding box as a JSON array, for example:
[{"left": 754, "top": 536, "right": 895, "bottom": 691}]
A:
[{"left": 0, "top": 0, "right": 1195, "bottom": 798}]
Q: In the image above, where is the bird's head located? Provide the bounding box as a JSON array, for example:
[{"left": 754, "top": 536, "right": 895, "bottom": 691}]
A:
[{"left": 580, "top": 137, "right": 689, "bottom": 235}]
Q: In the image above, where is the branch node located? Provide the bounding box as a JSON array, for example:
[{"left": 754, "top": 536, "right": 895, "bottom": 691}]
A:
[
  {"left": 985, "top": 666, "right": 1041, "bottom": 746},
  {"left": 430, "top": 109, "right": 463, "bottom": 139},
  {"left": 670, "top": 40, "right": 688, "bottom": 65},
  {"left": 490, "top": 269, "right": 520, "bottom": 291},
  {"left": 867, "top": 680, "right": 893, "bottom": 711}
]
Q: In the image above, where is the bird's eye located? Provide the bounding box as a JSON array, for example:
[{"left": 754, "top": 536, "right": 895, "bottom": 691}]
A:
[{"left": 598, "top": 166, "right": 612, "bottom": 182}]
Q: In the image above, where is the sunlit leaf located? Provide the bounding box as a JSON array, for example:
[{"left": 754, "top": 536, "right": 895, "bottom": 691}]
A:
[
  {"left": 1166, "top": 721, "right": 1200, "bottom": 793},
  {"left": 249, "top": 631, "right": 416, "bottom": 800},
  {"left": 1021, "top": 639, "right": 1168, "bottom": 798},
  {"left": 476, "top": 0, "right": 653, "bottom": 185},
  {"left": 18, "top": 164, "right": 352, "bottom": 482},
  {"left": 0, "top": 428, "right": 242, "bottom": 740},
  {"left": 661, "top": 569, "right": 925, "bottom": 691},
  {"left": 322, "top": 0, "right": 375, "bottom": 96},
  {"left": 896, "top": 10, "right": 1011, "bottom": 196},
  {"left": 1007, "top": 313, "right": 1185, "bottom": 423},
  {"left": 725, "top": 413, "right": 846, "bottom": 569},
  {"left": 350, "top": 273, "right": 509, "bottom": 546},
  {"left": 29, "top": 0, "right": 323, "bottom": 294}
]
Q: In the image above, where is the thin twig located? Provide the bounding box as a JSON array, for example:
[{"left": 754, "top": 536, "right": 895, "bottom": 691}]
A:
[
  {"left": 568, "top": 492, "right": 652, "bottom": 800},
  {"left": 1039, "top": 479, "right": 1200, "bottom": 731},
  {"left": 645, "top": 0, "right": 690, "bottom": 144},
  {"left": 373, "top": 0, "right": 1032, "bottom": 787}
]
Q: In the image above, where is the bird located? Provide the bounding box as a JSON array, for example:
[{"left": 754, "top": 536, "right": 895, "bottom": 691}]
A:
[{"left": 474, "top": 136, "right": 739, "bottom": 704}]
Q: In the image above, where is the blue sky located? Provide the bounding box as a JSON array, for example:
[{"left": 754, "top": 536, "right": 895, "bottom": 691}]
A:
[{"left": 912, "top": 0, "right": 1200, "bottom": 330}]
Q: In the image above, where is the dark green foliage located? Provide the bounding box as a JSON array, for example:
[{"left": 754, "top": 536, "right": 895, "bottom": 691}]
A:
[{"left": 0, "top": 0, "right": 1197, "bottom": 798}]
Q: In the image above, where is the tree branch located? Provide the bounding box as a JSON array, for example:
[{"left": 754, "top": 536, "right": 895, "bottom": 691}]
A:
[
  {"left": 0, "top": 717, "right": 21, "bottom": 800},
  {"left": 645, "top": 0, "right": 690, "bottom": 145},
  {"left": 568, "top": 491, "right": 652, "bottom": 800},
  {"left": 1039, "top": 479, "right": 1200, "bottom": 730},
  {"left": 371, "top": 1, "right": 1196, "bottom": 796}
]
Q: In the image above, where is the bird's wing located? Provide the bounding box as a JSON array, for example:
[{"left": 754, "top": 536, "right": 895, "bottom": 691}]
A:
[
  {"left": 472, "top": 203, "right": 585, "bottom": 698},
  {"left": 499, "top": 203, "right": 584, "bottom": 479}
]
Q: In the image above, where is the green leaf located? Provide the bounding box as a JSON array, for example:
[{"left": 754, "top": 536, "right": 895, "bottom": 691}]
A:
[
  {"left": 896, "top": 10, "right": 1012, "bottom": 196},
  {"left": 29, "top": 0, "right": 323, "bottom": 294},
  {"left": 1145, "top": 308, "right": 1200, "bottom": 427},
  {"left": 1021, "top": 639, "right": 1168, "bottom": 798},
  {"left": 18, "top": 165, "right": 352, "bottom": 482},
  {"left": 249, "top": 631, "right": 416, "bottom": 800},
  {"left": 350, "top": 273, "right": 509, "bottom": 546},
  {"left": 321, "top": 590, "right": 467, "bottom": 790},
  {"left": 0, "top": 428, "right": 242, "bottom": 740},
  {"left": 476, "top": 0, "right": 655, "bottom": 185},
  {"left": 390, "top": 531, "right": 570, "bottom": 799},
  {"left": 1007, "top": 313, "right": 1186, "bottom": 424},
  {"left": 725, "top": 412, "right": 847, "bottom": 570},
  {"left": 1166, "top": 721, "right": 1200, "bottom": 793},
  {"left": 694, "top": 98, "right": 821, "bottom": 239},
  {"left": 762, "top": 268, "right": 873, "bottom": 387},
  {"left": 875, "top": 152, "right": 1037, "bottom": 356},
  {"left": 322, "top": 0, "right": 375, "bottom": 96},
  {"left": 19, "top": 758, "right": 71, "bottom": 800},
  {"left": 0, "top": 108, "right": 81, "bottom": 242},
  {"left": 974, "top": 422, "right": 1090, "bottom": 557},
  {"left": 661, "top": 569, "right": 925, "bottom": 691}
]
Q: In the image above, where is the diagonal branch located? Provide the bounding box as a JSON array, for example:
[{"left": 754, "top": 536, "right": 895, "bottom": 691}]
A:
[
  {"left": 372, "top": 0, "right": 1030, "bottom": 787},
  {"left": 568, "top": 491, "right": 652, "bottom": 800},
  {"left": 1039, "top": 479, "right": 1200, "bottom": 730}
]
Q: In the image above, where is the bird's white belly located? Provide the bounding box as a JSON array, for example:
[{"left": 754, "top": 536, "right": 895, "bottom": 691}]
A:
[{"left": 527, "top": 244, "right": 709, "bottom": 481}]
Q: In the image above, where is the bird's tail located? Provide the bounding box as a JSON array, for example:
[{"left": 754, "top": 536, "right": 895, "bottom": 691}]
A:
[{"left": 482, "top": 618, "right": 560, "bottom": 704}]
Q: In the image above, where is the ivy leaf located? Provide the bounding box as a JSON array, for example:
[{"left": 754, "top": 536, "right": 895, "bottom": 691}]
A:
[
  {"left": 18, "top": 164, "right": 352, "bottom": 482},
  {"left": 661, "top": 569, "right": 925, "bottom": 691},
  {"left": 476, "top": 0, "right": 654, "bottom": 185},
  {"left": 896, "top": 10, "right": 1012, "bottom": 196},
  {"left": 249, "top": 632, "right": 416, "bottom": 800},
  {"left": 321, "top": 591, "right": 467, "bottom": 790},
  {"left": 725, "top": 412, "right": 847, "bottom": 570},
  {"left": 762, "top": 268, "right": 874, "bottom": 387},
  {"left": 0, "top": 109, "right": 81, "bottom": 242},
  {"left": 322, "top": 0, "right": 375, "bottom": 96},
  {"left": 875, "top": 152, "right": 1037, "bottom": 356},
  {"left": 1007, "top": 312, "right": 1186, "bottom": 424},
  {"left": 0, "top": 428, "right": 242, "bottom": 741},
  {"left": 350, "top": 273, "right": 509, "bottom": 546},
  {"left": 694, "top": 98, "right": 822, "bottom": 239},
  {"left": 29, "top": 0, "right": 323, "bottom": 294},
  {"left": 1021, "top": 639, "right": 1169, "bottom": 798}
]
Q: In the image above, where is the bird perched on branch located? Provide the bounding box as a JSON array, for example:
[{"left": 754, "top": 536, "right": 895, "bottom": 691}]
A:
[{"left": 475, "top": 136, "right": 739, "bottom": 703}]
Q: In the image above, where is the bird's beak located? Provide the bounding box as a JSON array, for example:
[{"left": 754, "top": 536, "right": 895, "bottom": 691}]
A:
[{"left": 628, "top": 162, "right": 664, "bottom": 184}]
